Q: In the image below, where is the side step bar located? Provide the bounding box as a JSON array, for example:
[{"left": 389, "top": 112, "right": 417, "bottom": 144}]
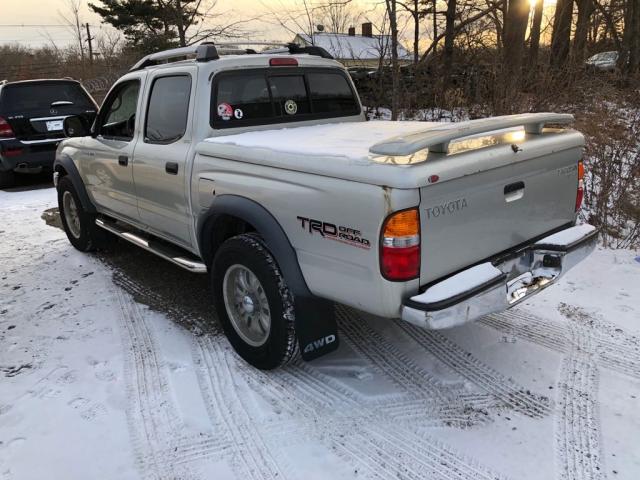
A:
[{"left": 95, "top": 217, "right": 207, "bottom": 274}]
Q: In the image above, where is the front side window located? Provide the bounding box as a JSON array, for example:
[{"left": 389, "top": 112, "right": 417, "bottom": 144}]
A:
[
  {"left": 211, "top": 68, "right": 359, "bottom": 128},
  {"left": 145, "top": 75, "right": 192, "bottom": 144},
  {"left": 99, "top": 80, "right": 140, "bottom": 140}
]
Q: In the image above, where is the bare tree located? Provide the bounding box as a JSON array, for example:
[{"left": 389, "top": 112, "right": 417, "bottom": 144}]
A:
[
  {"left": 622, "top": 0, "right": 640, "bottom": 75},
  {"left": 573, "top": 0, "right": 596, "bottom": 62},
  {"left": 550, "top": 0, "right": 574, "bottom": 68},
  {"left": 316, "top": 0, "right": 360, "bottom": 33},
  {"left": 59, "top": 0, "right": 86, "bottom": 61},
  {"left": 385, "top": 0, "right": 401, "bottom": 119},
  {"left": 398, "top": 0, "right": 421, "bottom": 63},
  {"left": 528, "top": 0, "right": 544, "bottom": 67},
  {"left": 502, "top": 0, "right": 529, "bottom": 75}
]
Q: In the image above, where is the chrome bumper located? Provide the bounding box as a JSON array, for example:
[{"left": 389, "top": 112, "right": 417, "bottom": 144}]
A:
[{"left": 401, "top": 224, "right": 598, "bottom": 330}]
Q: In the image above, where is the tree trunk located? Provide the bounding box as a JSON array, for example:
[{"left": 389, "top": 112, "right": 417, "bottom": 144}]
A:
[
  {"left": 528, "top": 0, "right": 544, "bottom": 66},
  {"left": 622, "top": 0, "right": 640, "bottom": 75},
  {"left": 385, "top": 0, "right": 400, "bottom": 120},
  {"left": 413, "top": 0, "right": 419, "bottom": 64},
  {"left": 443, "top": 0, "right": 457, "bottom": 78},
  {"left": 174, "top": 0, "right": 187, "bottom": 47},
  {"left": 550, "top": 0, "right": 574, "bottom": 68},
  {"left": 432, "top": 0, "right": 438, "bottom": 54},
  {"left": 572, "top": 0, "right": 595, "bottom": 62},
  {"left": 503, "top": 0, "right": 530, "bottom": 73}
]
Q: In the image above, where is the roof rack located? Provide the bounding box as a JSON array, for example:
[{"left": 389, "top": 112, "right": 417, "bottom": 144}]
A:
[{"left": 129, "top": 41, "right": 333, "bottom": 71}]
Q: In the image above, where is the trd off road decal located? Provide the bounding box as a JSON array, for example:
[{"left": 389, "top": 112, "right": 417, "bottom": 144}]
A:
[{"left": 297, "top": 216, "right": 371, "bottom": 250}]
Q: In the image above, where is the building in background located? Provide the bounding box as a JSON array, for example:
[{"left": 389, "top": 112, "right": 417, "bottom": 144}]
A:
[{"left": 292, "top": 23, "right": 412, "bottom": 68}]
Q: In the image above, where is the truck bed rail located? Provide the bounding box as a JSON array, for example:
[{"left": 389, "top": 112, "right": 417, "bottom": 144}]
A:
[{"left": 369, "top": 113, "right": 575, "bottom": 156}]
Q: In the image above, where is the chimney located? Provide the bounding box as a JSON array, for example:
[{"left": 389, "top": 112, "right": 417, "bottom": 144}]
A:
[
  {"left": 348, "top": 26, "right": 356, "bottom": 36},
  {"left": 361, "top": 22, "right": 373, "bottom": 37}
]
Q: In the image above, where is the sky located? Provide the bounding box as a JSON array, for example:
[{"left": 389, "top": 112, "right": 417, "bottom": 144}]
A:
[
  {"left": 0, "top": 0, "right": 386, "bottom": 48},
  {"left": 0, "top": 0, "right": 556, "bottom": 50}
]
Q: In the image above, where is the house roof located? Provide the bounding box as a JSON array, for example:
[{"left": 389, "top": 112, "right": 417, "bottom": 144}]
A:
[{"left": 295, "top": 33, "right": 412, "bottom": 61}]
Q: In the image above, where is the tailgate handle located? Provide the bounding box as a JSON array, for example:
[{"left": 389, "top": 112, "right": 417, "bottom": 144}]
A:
[
  {"left": 504, "top": 181, "right": 525, "bottom": 195},
  {"left": 504, "top": 181, "right": 525, "bottom": 202}
]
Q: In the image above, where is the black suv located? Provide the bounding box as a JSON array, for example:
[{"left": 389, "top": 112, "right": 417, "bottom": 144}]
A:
[{"left": 0, "top": 79, "right": 97, "bottom": 187}]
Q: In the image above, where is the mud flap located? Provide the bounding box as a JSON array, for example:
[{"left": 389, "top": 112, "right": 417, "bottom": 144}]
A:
[{"left": 295, "top": 296, "right": 339, "bottom": 361}]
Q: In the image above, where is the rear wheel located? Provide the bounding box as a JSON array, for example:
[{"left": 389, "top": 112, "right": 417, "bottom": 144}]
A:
[
  {"left": 212, "top": 233, "right": 298, "bottom": 370},
  {"left": 0, "top": 170, "right": 15, "bottom": 188},
  {"left": 57, "top": 176, "right": 109, "bottom": 251}
]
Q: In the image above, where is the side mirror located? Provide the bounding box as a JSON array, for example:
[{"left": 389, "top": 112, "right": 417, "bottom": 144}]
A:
[{"left": 63, "top": 115, "right": 91, "bottom": 138}]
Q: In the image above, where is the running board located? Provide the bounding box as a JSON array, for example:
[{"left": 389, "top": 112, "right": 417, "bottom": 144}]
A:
[{"left": 95, "top": 217, "right": 207, "bottom": 274}]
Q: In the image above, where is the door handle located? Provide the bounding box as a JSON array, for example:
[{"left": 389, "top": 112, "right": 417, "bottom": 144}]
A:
[
  {"left": 165, "top": 162, "right": 179, "bottom": 175},
  {"left": 504, "top": 181, "right": 525, "bottom": 202},
  {"left": 118, "top": 155, "right": 128, "bottom": 166}
]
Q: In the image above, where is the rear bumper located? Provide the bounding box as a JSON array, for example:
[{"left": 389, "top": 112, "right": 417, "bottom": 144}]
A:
[
  {"left": 401, "top": 224, "right": 598, "bottom": 330},
  {"left": 0, "top": 137, "right": 62, "bottom": 173}
]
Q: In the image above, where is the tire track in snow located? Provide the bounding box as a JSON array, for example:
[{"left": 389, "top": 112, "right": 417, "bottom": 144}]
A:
[
  {"left": 482, "top": 307, "right": 607, "bottom": 479},
  {"left": 394, "top": 320, "right": 552, "bottom": 418},
  {"left": 334, "top": 423, "right": 510, "bottom": 480},
  {"left": 481, "top": 308, "right": 640, "bottom": 380},
  {"left": 555, "top": 337, "right": 604, "bottom": 480},
  {"left": 114, "top": 287, "right": 223, "bottom": 479},
  {"left": 193, "top": 336, "right": 287, "bottom": 480},
  {"left": 337, "top": 306, "right": 449, "bottom": 400},
  {"left": 338, "top": 306, "right": 497, "bottom": 427}
]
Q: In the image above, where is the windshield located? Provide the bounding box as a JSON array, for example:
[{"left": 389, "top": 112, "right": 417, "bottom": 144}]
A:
[{"left": 0, "top": 82, "right": 95, "bottom": 113}]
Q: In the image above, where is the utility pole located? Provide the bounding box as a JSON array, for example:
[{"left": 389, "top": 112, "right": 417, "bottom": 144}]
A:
[{"left": 85, "top": 23, "right": 94, "bottom": 65}]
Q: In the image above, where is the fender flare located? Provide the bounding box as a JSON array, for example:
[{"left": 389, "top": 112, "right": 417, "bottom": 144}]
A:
[
  {"left": 54, "top": 154, "right": 96, "bottom": 213},
  {"left": 198, "top": 194, "right": 311, "bottom": 298}
]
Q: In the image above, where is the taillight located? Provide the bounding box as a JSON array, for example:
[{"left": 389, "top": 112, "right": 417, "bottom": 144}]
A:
[
  {"left": 380, "top": 208, "right": 420, "bottom": 281},
  {"left": 269, "top": 57, "right": 298, "bottom": 67},
  {"left": 0, "top": 116, "right": 14, "bottom": 138},
  {"left": 575, "top": 160, "right": 584, "bottom": 212}
]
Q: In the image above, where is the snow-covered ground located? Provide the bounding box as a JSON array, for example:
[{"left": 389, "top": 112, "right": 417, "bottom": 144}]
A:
[{"left": 1, "top": 186, "right": 639, "bottom": 480}]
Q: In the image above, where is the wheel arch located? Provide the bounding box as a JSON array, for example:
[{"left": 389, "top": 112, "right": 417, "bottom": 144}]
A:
[
  {"left": 198, "top": 195, "right": 311, "bottom": 298},
  {"left": 54, "top": 154, "right": 96, "bottom": 213}
]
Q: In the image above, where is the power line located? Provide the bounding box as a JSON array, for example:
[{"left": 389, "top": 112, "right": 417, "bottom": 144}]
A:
[{"left": 0, "top": 24, "right": 100, "bottom": 28}]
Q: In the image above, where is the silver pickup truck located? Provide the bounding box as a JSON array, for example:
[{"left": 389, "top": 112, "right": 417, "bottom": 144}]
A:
[{"left": 54, "top": 43, "right": 597, "bottom": 369}]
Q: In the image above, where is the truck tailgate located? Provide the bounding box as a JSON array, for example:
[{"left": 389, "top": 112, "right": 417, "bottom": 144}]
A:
[{"left": 418, "top": 134, "right": 582, "bottom": 285}]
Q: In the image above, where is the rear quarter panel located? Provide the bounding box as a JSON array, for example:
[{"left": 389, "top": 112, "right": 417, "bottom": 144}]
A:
[{"left": 192, "top": 154, "right": 419, "bottom": 317}]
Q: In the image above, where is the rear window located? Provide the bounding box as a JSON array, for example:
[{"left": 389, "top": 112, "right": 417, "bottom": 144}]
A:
[
  {"left": 0, "top": 82, "right": 94, "bottom": 112},
  {"left": 211, "top": 68, "right": 359, "bottom": 128},
  {"left": 308, "top": 72, "right": 358, "bottom": 114}
]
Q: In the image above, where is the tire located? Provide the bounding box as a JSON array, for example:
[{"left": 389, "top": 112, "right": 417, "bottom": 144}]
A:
[
  {"left": 57, "top": 176, "right": 108, "bottom": 252},
  {"left": 0, "top": 170, "right": 15, "bottom": 188},
  {"left": 212, "top": 233, "right": 298, "bottom": 370}
]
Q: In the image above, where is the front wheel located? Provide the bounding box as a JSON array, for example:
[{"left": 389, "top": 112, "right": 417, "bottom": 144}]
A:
[
  {"left": 57, "top": 176, "right": 109, "bottom": 252},
  {"left": 212, "top": 233, "right": 298, "bottom": 370}
]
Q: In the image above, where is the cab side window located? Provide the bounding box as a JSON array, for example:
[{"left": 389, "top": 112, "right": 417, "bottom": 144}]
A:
[
  {"left": 99, "top": 80, "right": 140, "bottom": 140},
  {"left": 145, "top": 75, "right": 192, "bottom": 144}
]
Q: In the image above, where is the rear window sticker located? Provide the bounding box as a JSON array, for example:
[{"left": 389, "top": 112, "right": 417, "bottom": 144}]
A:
[
  {"left": 284, "top": 99, "right": 298, "bottom": 115},
  {"left": 234, "top": 108, "right": 244, "bottom": 120},
  {"left": 217, "top": 102, "right": 233, "bottom": 120}
]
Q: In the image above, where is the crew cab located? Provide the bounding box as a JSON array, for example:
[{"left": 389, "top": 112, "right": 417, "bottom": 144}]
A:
[
  {"left": 54, "top": 42, "right": 597, "bottom": 369},
  {"left": 0, "top": 79, "right": 97, "bottom": 187}
]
